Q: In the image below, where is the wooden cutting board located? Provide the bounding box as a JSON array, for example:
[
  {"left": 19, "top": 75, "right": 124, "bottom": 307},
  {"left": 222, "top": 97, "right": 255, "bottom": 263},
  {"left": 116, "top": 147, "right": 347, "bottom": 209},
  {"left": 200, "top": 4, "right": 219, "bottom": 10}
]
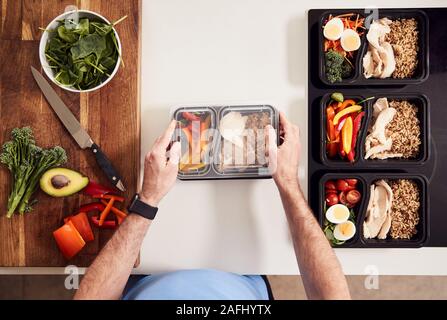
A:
[{"left": 0, "top": 0, "right": 141, "bottom": 267}]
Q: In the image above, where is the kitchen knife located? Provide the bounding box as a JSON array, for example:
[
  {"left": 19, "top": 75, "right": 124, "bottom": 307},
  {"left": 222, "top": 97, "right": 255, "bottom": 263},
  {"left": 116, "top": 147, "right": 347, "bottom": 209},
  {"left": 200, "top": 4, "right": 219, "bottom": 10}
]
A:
[{"left": 31, "top": 66, "right": 126, "bottom": 192}]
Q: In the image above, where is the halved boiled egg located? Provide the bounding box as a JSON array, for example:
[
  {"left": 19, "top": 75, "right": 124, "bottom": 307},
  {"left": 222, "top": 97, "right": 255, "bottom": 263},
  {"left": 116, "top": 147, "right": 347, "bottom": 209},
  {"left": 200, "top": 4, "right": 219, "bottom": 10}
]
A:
[
  {"left": 326, "top": 204, "right": 350, "bottom": 224},
  {"left": 323, "top": 17, "right": 344, "bottom": 41},
  {"left": 340, "top": 29, "right": 361, "bottom": 52},
  {"left": 333, "top": 221, "right": 356, "bottom": 241}
]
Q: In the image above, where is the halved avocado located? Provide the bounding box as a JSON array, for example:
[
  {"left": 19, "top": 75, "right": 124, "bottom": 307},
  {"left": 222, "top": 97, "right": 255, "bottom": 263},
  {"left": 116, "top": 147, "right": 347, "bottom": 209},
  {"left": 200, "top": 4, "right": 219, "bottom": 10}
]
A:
[{"left": 40, "top": 168, "right": 89, "bottom": 197}]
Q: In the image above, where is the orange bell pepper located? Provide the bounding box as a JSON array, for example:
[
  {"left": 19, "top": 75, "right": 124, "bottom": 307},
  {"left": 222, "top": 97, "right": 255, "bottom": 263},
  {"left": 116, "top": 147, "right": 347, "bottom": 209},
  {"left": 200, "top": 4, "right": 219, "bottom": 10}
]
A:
[
  {"left": 53, "top": 221, "right": 86, "bottom": 260},
  {"left": 326, "top": 106, "right": 336, "bottom": 121},
  {"left": 338, "top": 99, "right": 356, "bottom": 112},
  {"left": 66, "top": 212, "right": 94, "bottom": 242},
  {"left": 342, "top": 116, "right": 353, "bottom": 155},
  {"left": 99, "top": 198, "right": 115, "bottom": 226},
  {"left": 100, "top": 200, "right": 127, "bottom": 219}
]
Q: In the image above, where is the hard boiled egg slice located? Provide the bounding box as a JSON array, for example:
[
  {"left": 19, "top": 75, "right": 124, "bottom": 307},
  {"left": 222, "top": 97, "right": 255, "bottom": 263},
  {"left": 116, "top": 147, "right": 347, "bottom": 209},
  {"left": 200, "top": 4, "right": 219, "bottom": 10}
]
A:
[
  {"left": 326, "top": 204, "right": 350, "bottom": 224},
  {"left": 340, "top": 29, "right": 361, "bottom": 52},
  {"left": 333, "top": 221, "right": 356, "bottom": 241},
  {"left": 323, "top": 17, "right": 344, "bottom": 41}
]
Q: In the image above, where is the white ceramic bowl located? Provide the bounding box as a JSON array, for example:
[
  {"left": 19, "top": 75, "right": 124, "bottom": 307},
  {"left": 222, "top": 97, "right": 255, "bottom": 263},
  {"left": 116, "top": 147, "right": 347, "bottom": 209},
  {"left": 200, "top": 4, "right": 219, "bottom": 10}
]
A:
[{"left": 39, "top": 10, "right": 122, "bottom": 93}]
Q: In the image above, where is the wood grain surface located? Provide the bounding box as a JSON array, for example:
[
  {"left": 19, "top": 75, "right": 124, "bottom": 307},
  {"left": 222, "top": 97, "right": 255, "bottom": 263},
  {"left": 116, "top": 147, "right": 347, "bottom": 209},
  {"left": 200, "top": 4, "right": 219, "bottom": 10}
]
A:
[{"left": 0, "top": 0, "right": 141, "bottom": 267}]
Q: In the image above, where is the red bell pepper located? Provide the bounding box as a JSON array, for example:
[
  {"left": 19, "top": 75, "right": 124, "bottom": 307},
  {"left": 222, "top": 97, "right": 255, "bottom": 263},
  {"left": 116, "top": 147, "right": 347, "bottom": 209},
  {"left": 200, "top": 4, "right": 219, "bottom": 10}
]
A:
[
  {"left": 90, "top": 216, "right": 117, "bottom": 229},
  {"left": 65, "top": 212, "right": 94, "bottom": 242},
  {"left": 53, "top": 221, "right": 85, "bottom": 260},
  {"left": 83, "top": 181, "right": 117, "bottom": 197},
  {"left": 327, "top": 119, "right": 336, "bottom": 142},
  {"left": 79, "top": 202, "right": 106, "bottom": 214},
  {"left": 326, "top": 142, "right": 338, "bottom": 158},
  {"left": 347, "top": 150, "right": 355, "bottom": 162},
  {"left": 351, "top": 111, "right": 365, "bottom": 150},
  {"left": 326, "top": 106, "right": 335, "bottom": 121}
]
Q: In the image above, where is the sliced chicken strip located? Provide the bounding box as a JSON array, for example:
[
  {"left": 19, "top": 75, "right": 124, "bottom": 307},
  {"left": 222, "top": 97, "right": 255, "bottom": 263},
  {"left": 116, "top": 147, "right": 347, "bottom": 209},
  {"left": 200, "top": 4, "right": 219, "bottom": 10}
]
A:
[
  {"left": 363, "top": 184, "right": 376, "bottom": 239},
  {"left": 370, "top": 107, "right": 396, "bottom": 144},
  {"left": 365, "top": 137, "right": 392, "bottom": 159},
  {"left": 372, "top": 97, "right": 389, "bottom": 118},
  {"left": 364, "top": 184, "right": 389, "bottom": 238},
  {"left": 379, "top": 42, "right": 396, "bottom": 78},
  {"left": 376, "top": 180, "right": 393, "bottom": 239}
]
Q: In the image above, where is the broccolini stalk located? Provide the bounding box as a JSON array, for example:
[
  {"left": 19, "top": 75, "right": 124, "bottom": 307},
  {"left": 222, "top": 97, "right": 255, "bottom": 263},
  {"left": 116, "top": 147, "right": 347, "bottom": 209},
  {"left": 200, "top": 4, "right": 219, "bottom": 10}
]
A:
[
  {"left": 0, "top": 127, "right": 67, "bottom": 217},
  {"left": 17, "top": 147, "right": 67, "bottom": 214}
]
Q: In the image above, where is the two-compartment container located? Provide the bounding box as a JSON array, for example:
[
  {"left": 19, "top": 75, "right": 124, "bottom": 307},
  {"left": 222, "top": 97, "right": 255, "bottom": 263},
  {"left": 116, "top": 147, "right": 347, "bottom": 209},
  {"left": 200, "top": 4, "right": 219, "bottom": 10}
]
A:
[
  {"left": 319, "top": 9, "right": 429, "bottom": 86},
  {"left": 172, "top": 105, "right": 279, "bottom": 180},
  {"left": 317, "top": 8, "right": 431, "bottom": 247}
]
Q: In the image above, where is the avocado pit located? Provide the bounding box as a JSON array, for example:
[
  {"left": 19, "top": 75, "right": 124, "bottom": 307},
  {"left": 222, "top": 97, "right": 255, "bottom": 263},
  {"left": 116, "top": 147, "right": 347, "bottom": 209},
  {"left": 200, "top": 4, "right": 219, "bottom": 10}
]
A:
[{"left": 50, "top": 175, "right": 71, "bottom": 189}]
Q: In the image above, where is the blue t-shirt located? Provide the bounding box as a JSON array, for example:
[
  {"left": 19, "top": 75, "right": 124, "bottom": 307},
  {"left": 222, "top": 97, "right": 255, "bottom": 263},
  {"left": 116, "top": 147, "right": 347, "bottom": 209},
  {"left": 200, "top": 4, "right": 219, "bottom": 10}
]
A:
[{"left": 123, "top": 269, "right": 269, "bottom": 300}]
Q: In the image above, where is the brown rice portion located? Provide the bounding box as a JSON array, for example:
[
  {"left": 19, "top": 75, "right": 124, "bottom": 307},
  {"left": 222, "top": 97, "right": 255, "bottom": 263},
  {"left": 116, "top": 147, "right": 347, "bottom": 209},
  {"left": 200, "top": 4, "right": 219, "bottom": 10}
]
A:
[
  {"left": 389, "top": 179, "right": 420, "bottom": 239},
  {"left": 386, "top": 18, "right": 419, "bottom": 79},
  {"left": 387, "top": 100, "right": 421, "bottom": 158}
]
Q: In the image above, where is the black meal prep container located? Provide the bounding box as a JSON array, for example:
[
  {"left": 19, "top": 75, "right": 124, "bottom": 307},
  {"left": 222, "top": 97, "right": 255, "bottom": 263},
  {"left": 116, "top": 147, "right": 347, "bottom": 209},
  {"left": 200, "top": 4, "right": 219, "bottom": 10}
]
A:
[
  {"left": 320, "top": 93, "right": 372, "bottom": 167},
  {"left": 319, "top": 173, "right": 429, "bottom": 248},
  {"left": 318, "top": 9, "right": 366, "bottom": 86},
  {"left": 321, "top": 93, "right": 430, "bottom": 168},
  {"left": 360, "top": 94, "right": 430, "bottom": 167},
  {"left": 172, "top": 105, "right": 279, "bottom": 180},
  {"left": 319, "top": 173, "right": 368, "bottom": 248},
  {"left": 319, "top": 9, "right": 429, "bottom": 86}
]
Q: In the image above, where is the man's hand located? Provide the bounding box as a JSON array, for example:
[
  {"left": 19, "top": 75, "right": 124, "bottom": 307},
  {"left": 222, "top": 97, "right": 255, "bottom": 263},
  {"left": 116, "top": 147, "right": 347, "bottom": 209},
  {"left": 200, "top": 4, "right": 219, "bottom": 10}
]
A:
[
  {"left": 140, "top": 120, "right": 181, "bottom": 207},
  {"left": 267, "top": 112, "right": 301, "bottom": 191}
]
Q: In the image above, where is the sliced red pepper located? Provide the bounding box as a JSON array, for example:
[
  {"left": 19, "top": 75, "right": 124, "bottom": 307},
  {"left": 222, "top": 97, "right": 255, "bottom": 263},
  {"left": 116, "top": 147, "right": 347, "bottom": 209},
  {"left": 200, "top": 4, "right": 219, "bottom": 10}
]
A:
[
  {"left": 90, "top": 216, "right": 117, "bottom": 229},
  {"left": 83, "top": 181, "right": 117, "bottom": 197},
  {"left": 327, "top": 119, "right": 336, "bottom": 142},
  {"left": 351, "top": 111, "right": 365, "bottom": 150},
  {"left": 347, "top": 150, "right": 355, "bottom": 162},
  {"left": 326, "top": 141, "right": 338, "bottom": 158},
  {"left": 67, "top": 212, "right": 94, "bottom": 242},
  {"left": 93, "top": 194, "right": 125, "bottom": 202},
  {"left": 53, "top": 221, "right": 85, "bottom": 260},
  {"left": 182, "top": 112, "right": 200, "bottom": 121},
  {"left": 78, "top": 202, "right": 106, "bottom": 214}
]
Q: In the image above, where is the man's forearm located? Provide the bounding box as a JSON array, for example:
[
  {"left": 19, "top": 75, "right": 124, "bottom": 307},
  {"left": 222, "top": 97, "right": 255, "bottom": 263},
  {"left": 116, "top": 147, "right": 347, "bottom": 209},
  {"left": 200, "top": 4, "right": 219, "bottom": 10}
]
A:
[
  {"left": 74, "top": 214, "right": 151, "bottom": 300},
  {"left": 278, "top": 181, "right": 350, "bottom": 300}
]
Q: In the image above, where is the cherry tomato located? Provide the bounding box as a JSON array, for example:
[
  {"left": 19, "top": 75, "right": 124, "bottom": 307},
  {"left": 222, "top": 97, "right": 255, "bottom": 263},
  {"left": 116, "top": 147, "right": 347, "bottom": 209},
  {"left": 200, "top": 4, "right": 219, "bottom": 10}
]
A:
[
  {"left": 325, "top": 189, "right": 337, "bottom": 195},
  {"left": 325, "top": 193, "right": 339, "bottom": 206},
  {"left": 339, "top": 191, "right": 347, "bottom": 205},
  {"left": 346, "top": 190, "right": 362, "bottom": 205},
  {"left": 346, "top": 179, "right": 358, "bottom": 187},
  {"left": 336, "top": 179, "right": 350, "bottom": 192},
  {"left": 325, "top": 181, "right": 336, "bottom": 191}
]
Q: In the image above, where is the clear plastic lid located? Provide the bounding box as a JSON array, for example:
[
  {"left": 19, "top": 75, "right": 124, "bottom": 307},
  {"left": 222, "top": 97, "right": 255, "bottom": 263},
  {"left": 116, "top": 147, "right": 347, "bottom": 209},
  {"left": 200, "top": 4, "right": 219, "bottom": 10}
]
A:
[
  {"left": 214, "top": 105, "right": 277, "bottom": 176},
  {"left": 172, "top": 107, "right": 217, "bottom": 176}
]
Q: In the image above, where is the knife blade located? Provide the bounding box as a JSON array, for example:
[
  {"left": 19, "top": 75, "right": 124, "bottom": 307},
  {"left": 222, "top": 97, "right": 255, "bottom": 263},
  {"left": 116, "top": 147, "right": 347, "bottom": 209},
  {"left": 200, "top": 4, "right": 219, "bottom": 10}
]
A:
[{"left": 31, "top": 66, "right": 126, "bottom": 192}]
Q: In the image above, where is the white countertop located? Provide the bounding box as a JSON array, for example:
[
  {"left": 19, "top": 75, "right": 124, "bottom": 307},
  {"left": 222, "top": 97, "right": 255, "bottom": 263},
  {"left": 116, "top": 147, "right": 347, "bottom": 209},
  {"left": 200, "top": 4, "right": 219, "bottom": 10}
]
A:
[{"left": 1, "top": 0, "right": 446, "bottom": 276}]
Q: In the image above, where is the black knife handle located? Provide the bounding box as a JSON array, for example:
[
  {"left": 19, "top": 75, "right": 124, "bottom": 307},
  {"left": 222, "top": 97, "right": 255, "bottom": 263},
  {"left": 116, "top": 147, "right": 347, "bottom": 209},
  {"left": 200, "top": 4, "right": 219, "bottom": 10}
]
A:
[{"left": 91, "top": 143, "right": 125, "bottom": 191}]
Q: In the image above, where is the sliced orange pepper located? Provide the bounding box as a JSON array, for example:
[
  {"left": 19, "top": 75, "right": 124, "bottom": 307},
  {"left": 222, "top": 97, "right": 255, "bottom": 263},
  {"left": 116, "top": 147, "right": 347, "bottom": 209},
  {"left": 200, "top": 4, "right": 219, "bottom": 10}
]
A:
[
  {"left": 67, "top": 212, "right": 94, "bottom": 242},
  {"left": 99, "top": 198, "right": 115, "bottom": 226},
  {"left": 342, "top": 116, "right": 353, "bottom": 155},
  {"left": 53, "top": 221, "right": 85, "bottom": 260},
  {"left": 100, "top": 200, "right": 127, "bottom": 219},
  {"left": 338, "top": 99, "right": 356, "bottom": 112}
]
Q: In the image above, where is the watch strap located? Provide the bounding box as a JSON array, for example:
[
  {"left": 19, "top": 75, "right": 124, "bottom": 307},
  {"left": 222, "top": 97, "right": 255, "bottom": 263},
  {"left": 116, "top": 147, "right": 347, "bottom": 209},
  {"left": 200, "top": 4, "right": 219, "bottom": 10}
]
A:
[{"left": 127, "top": 194, "right": 158, "bottom": 220}]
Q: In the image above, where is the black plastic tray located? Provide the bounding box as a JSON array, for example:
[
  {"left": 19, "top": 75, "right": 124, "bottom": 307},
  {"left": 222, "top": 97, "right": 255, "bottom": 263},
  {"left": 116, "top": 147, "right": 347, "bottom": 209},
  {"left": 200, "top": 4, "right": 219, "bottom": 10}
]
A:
[
  {"left": 320, "top": 93, "right": 430, "bottom": 168},
  {"left": 319, "top": 173, "right": 429, "bottom": 248},
  {"left": 319, "top": 9, "right": 429, "bottom": 86}
]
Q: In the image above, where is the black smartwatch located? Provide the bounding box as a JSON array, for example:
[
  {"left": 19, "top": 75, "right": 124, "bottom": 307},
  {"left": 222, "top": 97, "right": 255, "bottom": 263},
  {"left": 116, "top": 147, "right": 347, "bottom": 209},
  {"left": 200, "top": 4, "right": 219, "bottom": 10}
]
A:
[{"left": 127, "top": 194, "right": 158, "bottom": 220}]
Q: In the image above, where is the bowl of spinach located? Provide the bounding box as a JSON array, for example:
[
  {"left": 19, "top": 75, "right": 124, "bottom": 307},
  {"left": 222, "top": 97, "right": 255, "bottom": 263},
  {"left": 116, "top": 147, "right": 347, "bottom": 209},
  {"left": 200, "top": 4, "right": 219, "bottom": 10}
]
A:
[{"left": 39, "top": 10, "right": 125, "bottom": 92}]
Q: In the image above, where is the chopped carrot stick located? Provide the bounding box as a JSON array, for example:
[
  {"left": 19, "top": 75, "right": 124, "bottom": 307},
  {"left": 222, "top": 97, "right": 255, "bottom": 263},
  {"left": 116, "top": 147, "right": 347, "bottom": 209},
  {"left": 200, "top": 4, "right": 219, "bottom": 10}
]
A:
[{"left": 100, "top": 200, "right": 127, "bottom": 219}]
